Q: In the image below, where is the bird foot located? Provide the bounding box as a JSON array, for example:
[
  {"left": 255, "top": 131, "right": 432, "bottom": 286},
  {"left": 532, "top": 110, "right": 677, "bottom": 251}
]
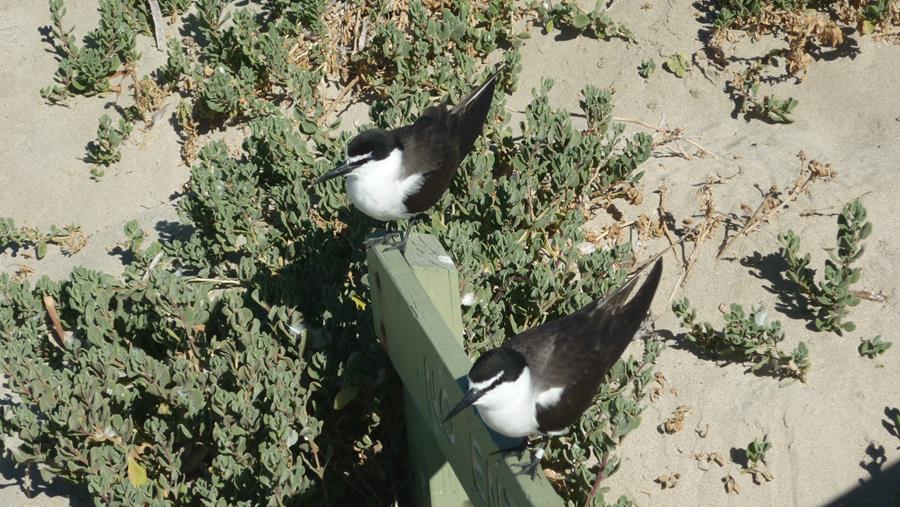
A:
[
  {"left": 495, "top": 437, "right": 549, "bottom": 480},
  {"left": 363, "top": 230, "right": 401, "bottom": 248}
]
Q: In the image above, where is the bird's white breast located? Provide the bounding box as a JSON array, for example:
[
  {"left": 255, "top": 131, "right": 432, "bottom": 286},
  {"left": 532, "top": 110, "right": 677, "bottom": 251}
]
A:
[
  {"left": 345, "top": 149, "right": 422, "bottom": 221},
  {"left": 472, "top": 368, "right": 541, "bottom": 438}
]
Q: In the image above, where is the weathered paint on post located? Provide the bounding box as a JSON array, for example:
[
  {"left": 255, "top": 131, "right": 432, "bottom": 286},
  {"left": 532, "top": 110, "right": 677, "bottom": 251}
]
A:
[{"left": 367, "top": 234, "right": 563, "bottom": 507}]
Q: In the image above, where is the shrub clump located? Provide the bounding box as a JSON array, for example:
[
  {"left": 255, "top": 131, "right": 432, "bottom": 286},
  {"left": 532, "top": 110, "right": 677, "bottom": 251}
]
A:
[
  {"left": 672, "top": 299, "right": 810, "bottom": 381},
  {"left": 3, "top": 0, "right": 657, "bottom": 505},
  {"left": 778, "top": 198, "right": 871, "bottom": 334}
]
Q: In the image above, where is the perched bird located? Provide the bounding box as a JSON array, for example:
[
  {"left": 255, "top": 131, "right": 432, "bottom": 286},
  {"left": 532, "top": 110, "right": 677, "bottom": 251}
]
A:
[
  {"left": 443, "top": 259, "right": 663, "bottom": 476},
  {"left": 310, "top": 65, "right": 503, "bottom": 251}
]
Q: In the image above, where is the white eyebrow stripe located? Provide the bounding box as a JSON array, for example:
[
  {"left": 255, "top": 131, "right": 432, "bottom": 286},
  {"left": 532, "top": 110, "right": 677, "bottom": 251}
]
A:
[
  {"left": 468, "top": 371, "right": 503, "bottom": 391},
  {"left": 347, "top": 152, "right": 372, "bottom": 163}
]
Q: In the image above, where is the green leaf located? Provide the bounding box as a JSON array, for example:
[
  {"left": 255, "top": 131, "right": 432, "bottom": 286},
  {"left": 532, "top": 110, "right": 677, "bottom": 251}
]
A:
[
  {"left": 664, "top": 52, "right": 691, "bottom": 78},
  {"left": 333, "top": 385, "right": 360, "bottom": 410},
  {"left": 449, "top": 23, "right": 466, "bottom": 41},
  {"left": 572, "top": 13, "right": 591, "bottom": 29},
  {"left": 860, "top": 222, "right": 872, "bottom": 239}
]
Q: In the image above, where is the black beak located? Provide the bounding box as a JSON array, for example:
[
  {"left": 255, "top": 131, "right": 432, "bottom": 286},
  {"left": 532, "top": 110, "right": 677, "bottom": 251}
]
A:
[
  {"left": 309, "top": 161, "right": 358, "bottom": 187},
  {"left": 442, "top": 388, "right": 487, "bottom": 424}
]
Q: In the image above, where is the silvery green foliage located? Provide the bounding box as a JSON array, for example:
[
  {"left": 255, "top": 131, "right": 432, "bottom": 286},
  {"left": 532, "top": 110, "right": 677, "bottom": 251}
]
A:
[
  {"left": 525, "top": 0, "right": 635, "bottom": 41},
  {"left": 41, "top": 0, "right": 196, "bottom": 103},
  {"left": 778, "top": 199, "right": 871, "bottom": 334},
  {"left": 746, "top": 434, "right": 771, "bottom": 466},
  {"left": 672, "top": 299, "right": 810, "bottom": 381},
  {"left": 9, "top": 1, "right": 656, "bottom": 505},
  {"left": 0, "top": 219, "right": 82, "bottom": 260},
  {"left": 858, "top": 335, "right": 890, "bottom": 359},
  {"left": 88, "top": 114, "right": 133, "bottom": 170},
  {"left": 40, "top": 0, "right": 140, "bottom": 103}
]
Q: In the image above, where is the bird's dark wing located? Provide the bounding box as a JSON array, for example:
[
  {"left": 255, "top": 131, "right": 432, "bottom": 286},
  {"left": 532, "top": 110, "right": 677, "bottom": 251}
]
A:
[
  {"left": 505, "top": 259, "right": 663, "bottom": 432},
  {"left": 398, "top": 105, "right": 461, "bottom": 213},
  {"left": 398, "top": 65, "right": 503, "bottom": 213}
]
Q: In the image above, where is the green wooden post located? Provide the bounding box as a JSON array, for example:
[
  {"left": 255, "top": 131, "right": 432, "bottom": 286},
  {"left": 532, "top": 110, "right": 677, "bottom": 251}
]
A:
[
  {"left": 367, "top": 234, "right": 563, "bottom": 507},
  {"left": 404, "top": 234, "right": 468, "bottom": 506}
]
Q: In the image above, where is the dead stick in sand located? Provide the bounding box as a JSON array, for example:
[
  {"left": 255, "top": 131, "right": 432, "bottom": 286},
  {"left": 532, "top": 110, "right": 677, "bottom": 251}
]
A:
[
  {"left": 850, "top": 289, "right": 887, "bottom": 303},
  {"left": 318, "top": 75, "right": 360, "bottom": 126},
  {"left": 655, "top": 186, "right": 680, "bottom": 258},
  {"left": 42, "top": 295, "right": 67, "bottom": 348},
  {"left": 612, "top": 117, "right": 718, "bottom": 160},
  {"left": 148, "top": 0, "right": 165, "bottom": 51},
  {"left": 142, "top": 251, "right": 164, "bottom": 282},
  {"left": 716, "top": 154, "right": 836, "bottom": 259},
  {"left": 673, "top": 184, "right": 722, "bottom": 295}
]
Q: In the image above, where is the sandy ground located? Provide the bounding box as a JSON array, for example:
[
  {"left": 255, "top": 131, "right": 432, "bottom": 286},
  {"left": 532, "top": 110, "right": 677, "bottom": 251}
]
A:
[{"left": 1, "top": 0, "right": 898, "bottom": 505}]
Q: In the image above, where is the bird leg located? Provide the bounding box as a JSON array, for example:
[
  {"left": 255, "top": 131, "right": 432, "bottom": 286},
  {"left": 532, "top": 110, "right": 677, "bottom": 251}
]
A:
[
  {"left": 394, "top": 215, "right": 422, "bottom": 255},
  {"left": 508, "top": 435, "right": 550, "bottom": 480}
]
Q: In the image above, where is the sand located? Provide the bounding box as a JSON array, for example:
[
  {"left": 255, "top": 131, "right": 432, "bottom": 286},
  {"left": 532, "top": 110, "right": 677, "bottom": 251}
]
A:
[{"left": 1, "top": 0, "right": 898, "bottom": 505}]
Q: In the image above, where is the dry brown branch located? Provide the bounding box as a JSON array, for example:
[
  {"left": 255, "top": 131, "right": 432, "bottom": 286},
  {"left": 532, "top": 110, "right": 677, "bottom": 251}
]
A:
[
  {"left": 142, "top": 251, "right": 164, "bottom": 282},
  {"left": 147, "top": 0, "right": 165, "bottom": 51},
  {"left": 674, "top": 182, "right": 723, "bottom": 290},
  {"left": 60, "top": 229, "right": 87, "bottom": 255},
  {"left": 850, "top": 289, "right": 888, "bottom": 303},
  {"left": 612, "top": 117, "right": 718, "bottom": 160},
  {"left": 318, "top": 75, "right": 360, "bottom": 127},
  {"left": 42, "top": 295, "right": 67, "bottom": 348},
  {"left": 714, "top": 5, "right": 853, "bottom": 81},
  {"left": 12, "top": 264, "right": 35, "bottom": 281},
  {"left": 655, "top": 186, "right": 681, "bottom": 261},
  {"left": 716, "top": 152, "right": 836, "bottom": 259}
]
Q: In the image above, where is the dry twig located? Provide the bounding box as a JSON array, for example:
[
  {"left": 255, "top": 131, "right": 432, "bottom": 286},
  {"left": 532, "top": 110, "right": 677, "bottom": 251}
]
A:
[
  {"left": 318, "top": 75, "right": 360, "bottom": 126},
  {"left": 850, "top": 289, "right": 887, "bottom": 303},
  {"left": 612, "top": 117, "right": 718, "bottom": 160},
  {"left": 674, "top": 182, "right": 723, "bottom": 289},
  {"left": 654, "top": 186, "right": 681, "bottom": 263},
  {"left": 42, "top": 295, "right": 67, "bottom": 348},
  {"left": 717, "top": 152, "right": 836, "bottom": 259},
  {"left": 147, "top": 0, "right": 165, "bottom": 51}
]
